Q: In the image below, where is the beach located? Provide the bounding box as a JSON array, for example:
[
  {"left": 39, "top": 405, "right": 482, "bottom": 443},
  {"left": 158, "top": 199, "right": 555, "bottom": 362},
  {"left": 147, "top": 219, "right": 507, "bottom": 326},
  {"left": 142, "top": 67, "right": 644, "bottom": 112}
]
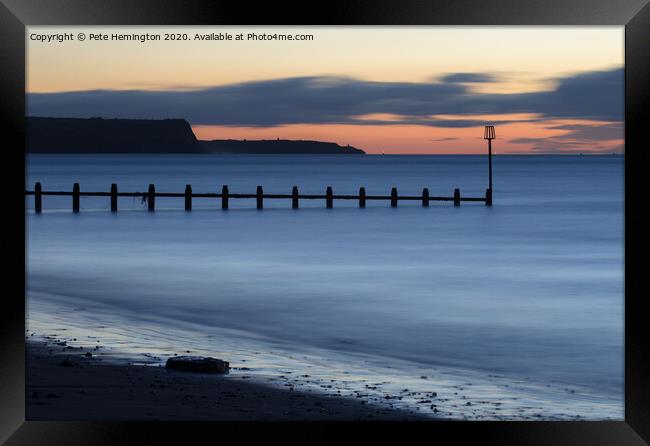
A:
[
  {"left": 25, "top": 315, "right": 615, "bottom": 421},
  {"left": 26, "top": 335, "right": 430, "bottom": 421}
]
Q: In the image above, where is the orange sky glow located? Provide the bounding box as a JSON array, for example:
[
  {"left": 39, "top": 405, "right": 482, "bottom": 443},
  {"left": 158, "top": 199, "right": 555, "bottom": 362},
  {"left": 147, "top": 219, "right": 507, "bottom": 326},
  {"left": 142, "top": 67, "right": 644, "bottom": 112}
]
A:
[{"left": 193, "top": 119, "right": 622, "bottom": 155}]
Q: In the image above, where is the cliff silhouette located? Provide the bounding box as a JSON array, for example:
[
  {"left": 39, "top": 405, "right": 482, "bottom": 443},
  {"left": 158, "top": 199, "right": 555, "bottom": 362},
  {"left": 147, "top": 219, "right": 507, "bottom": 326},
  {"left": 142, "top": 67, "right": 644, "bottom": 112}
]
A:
[
  {"left": 27, "top": 117, "right": 366, "bottom": 155},
  {"left": 27, "top": 117, "right": 201, "bottom": 153}
]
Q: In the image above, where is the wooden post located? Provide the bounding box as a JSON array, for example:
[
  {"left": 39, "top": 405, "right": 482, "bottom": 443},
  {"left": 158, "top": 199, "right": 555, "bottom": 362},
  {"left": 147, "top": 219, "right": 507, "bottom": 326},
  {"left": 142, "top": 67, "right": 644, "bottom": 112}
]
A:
[
  {"left": 110, "top": 183, "right": 118, "bottom": 212},
  {"left": 256, "top": 186, "right": 263, "bottom": 209},
  {"left": 148, "top": 184, "right": 155, "bottom": 212},
  {"left": 326, "top": 186, "right": 333, "bottom": 208},
  {"left": 484, "top": 126, "right": 495, "bottom": 200},
  {"left": 72, "top": 183, "right": 80, "bottom": 213},
  {"left": 453, "top": 188, "right": 460, "bottom": 206},
  {"left": 486, "top": 188, "right": 492, "bottom": 206},
  {"left": 222, "top": 185, "right": 229, "bottom": 210},
  {"left": 488, "top": 138, "right": 493, "bottom": 195},
  {"left": 390, "top": 187, "right": 398, "bottom": 207},
  {"left": 292, "top": 186, "right": 299, "bottom": 209},
  {"left": 359, "top": 187, "right": 366, "bottom": 208},
  {"left": 422, "top": 188, "right": 429, "bottom": 207},
  {"left": 34, "top": 182, "right": 42, "bottom": 214},
  {"left": 185, "top": 185, "right": 192, "bottom": 211}
]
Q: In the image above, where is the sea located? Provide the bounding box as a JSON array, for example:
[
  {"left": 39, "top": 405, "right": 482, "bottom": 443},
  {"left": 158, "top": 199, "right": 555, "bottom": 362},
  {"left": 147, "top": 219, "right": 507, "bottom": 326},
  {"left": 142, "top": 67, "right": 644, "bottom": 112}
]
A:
[{"left": 25, "top": 154, "right": 624, "bottom": 420}]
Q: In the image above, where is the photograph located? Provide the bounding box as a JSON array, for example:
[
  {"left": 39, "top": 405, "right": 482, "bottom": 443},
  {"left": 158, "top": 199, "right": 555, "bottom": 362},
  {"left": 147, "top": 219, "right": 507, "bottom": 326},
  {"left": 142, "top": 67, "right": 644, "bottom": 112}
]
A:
[{"left": 22, "top": 25, "right": 627, "bottom": 422}]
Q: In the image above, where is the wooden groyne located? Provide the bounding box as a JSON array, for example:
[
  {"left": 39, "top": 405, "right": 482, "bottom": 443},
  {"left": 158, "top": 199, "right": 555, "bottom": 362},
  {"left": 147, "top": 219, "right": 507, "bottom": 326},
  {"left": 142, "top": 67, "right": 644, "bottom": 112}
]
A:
[{"left": 25, "top": 183, "right": 492, "bottom": 213}]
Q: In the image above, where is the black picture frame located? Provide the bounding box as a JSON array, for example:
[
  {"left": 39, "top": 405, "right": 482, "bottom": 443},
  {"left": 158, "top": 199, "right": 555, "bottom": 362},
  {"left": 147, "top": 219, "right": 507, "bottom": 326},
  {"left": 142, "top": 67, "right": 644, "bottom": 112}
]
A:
[{"left": 1, "top": 0, "right": 648, "bottom": 444}]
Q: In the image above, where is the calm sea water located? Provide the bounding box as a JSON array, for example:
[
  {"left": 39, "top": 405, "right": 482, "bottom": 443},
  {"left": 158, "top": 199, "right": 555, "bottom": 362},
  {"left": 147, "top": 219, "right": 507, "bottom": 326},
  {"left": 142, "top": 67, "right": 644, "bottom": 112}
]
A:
[{"left": 26, "top": 154, "right": 624, "bottom": 419}]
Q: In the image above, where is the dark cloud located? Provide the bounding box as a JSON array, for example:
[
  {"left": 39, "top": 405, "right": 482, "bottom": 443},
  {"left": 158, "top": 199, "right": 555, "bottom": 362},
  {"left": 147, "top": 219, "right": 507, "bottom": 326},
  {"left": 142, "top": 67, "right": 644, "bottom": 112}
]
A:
[
  {"left": 430, "top": 137, "right": 460, "bottom": 141},
  {"left": 550, "top": 122, "right": 623, "bottom": 141},
  {"left": 526, "top": 143, "right": 622, "bottom": 154},
  {"left": 509, "top": 122, "right": 624, "bottom": 154},
  {"left": 526, "top": 69, "right": 623, "bottom": 121},
  {"left": 27, "top": 68, "right": 623, "bottom": 128},
  {"left": 438, "top": 73, "right": 497, "bottom": 83}
]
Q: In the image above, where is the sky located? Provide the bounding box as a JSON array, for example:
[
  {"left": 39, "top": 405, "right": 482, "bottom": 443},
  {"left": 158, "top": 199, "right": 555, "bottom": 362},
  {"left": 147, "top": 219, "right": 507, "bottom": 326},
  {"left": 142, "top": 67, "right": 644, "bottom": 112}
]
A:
[{"left": 27, "top": 26, "right": 624, "bottom": 154}]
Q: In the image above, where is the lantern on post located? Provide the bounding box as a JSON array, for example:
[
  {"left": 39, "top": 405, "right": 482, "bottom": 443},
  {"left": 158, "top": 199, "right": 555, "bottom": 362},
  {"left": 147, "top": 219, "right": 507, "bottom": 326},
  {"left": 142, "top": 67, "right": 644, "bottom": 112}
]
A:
[{"left": 484, "top": 125, "right": 495, "bottom": 206}]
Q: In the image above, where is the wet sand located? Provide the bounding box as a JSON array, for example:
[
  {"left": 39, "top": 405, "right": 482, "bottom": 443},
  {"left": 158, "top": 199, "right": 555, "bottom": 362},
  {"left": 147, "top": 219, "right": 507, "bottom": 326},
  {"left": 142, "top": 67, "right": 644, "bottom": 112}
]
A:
[{"left": 26, "top": 338, "right": 430, "bottom": 421}]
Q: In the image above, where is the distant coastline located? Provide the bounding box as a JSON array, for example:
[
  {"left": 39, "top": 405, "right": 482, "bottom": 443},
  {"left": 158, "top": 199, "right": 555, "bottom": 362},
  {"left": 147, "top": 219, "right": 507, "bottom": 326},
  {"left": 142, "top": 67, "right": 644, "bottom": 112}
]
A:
[
  {"left": 200, "top": 139, "right": 364, "bottom": 155},
  {"left": 26, "top": 117, "right": 365, "bottom": 155}
]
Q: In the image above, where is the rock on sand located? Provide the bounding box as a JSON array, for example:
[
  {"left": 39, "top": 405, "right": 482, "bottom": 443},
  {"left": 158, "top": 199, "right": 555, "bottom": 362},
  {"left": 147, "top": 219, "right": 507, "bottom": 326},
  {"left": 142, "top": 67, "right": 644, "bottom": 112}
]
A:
[{"left": 165, "top": 356, "right": 230, "bottom": 374}]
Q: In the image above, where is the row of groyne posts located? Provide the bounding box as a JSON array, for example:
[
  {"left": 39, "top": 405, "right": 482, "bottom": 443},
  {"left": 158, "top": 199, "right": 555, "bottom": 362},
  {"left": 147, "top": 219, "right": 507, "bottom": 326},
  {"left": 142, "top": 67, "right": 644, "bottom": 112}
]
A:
[
  {"left": 25, "top": 126, "right": 496, "bottom": 212},
  {"left": 27, "top": 183, "right": 492, "bottom": 213}
]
